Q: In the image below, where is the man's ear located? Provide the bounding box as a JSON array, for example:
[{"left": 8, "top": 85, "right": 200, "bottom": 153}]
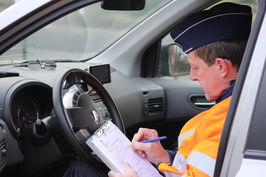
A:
[{"left": 214, "top": 58, "right": 229, "bottom": 77}]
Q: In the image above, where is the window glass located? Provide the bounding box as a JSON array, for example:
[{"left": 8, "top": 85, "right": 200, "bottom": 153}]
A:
[
  {"left": 245, "top": 66, "right": 266, "bottom": 153},
  {"left": 0, "top": 0, "right": 172, "bottom": 64},
  {"left": 157, "top": 36, "right": 190, "bottom": 80}
]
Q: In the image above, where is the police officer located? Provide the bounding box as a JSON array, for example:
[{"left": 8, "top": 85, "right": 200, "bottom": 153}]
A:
[
  {"left": 64, "top": 2, "right": 252, "bottom": 177},
  {"left": 108, "top": 2, "right": 252, "bottom": 177}
]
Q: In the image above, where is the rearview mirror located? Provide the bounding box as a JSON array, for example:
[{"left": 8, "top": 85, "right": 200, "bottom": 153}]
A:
[{"left": 101, "top": 0, "right": 145, "bottom": 10}]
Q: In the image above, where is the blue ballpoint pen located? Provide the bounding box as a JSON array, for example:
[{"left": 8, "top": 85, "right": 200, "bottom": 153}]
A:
[{"left": 140, "top": 136, "right": 167, "bottom": 143}]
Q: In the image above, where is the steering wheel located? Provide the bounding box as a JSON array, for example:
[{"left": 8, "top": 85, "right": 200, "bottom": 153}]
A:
[{"left": 53, "top": 68, "right": 125, "bottom": 162}]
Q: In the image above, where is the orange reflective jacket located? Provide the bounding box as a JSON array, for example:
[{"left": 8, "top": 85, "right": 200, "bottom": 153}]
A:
[{"left": 158, "top": 97, "right": 231, "bottom": 177}]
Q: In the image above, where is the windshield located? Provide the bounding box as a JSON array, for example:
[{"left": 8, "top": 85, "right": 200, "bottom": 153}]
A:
[{"left": 0, "top": 0, "right": 172, "bottom": 64}]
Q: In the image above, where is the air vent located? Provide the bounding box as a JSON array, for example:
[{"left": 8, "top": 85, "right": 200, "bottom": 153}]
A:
[
  {"left": 146, "top": 97, "right": 165, "bottom": 116},
  {"left": 0, "top": 138, "right": 7, "bottom": 168}
]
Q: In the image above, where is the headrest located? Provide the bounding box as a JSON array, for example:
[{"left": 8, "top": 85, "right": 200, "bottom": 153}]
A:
[{"left": 170, "top": 2, "right": 252, "bottom": 53}]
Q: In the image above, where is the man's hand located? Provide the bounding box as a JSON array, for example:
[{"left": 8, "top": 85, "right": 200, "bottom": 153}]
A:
[
  {"left": 131, "top": 128, "right": 170, "bottom": 165},
  {"left": 108, "top": 163, "right": 139, "bottom": 177}
]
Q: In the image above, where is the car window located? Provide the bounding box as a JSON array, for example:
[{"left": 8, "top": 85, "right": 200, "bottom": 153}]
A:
[
  {"left": 245, "top": 66, "right": 266, "bottom": 159},
  {"left": 0, "top": 0, "right": 172, "bottom": 63},
  {"left": 157, "top": 35, "right": 190, "bottom": 80},
  {"left": 156, "top": 0, "right": 257, "bottom": 80}
]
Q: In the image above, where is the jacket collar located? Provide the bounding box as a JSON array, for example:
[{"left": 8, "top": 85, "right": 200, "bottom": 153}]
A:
[{"left": 215, "top": 80, "right": 236, "bottom": 104}]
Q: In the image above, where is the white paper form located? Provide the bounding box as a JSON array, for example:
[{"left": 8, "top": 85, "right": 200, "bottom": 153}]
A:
[{"left": 86, "top": 121, "right": 162, "bottom": 177}]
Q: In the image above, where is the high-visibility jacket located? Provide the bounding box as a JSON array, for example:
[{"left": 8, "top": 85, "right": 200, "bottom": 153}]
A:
[{"left": 158, "top": 97, "right": 231, "bottom": 177}]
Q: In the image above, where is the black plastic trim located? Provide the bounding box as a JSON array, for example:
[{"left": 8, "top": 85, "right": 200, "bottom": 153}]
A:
[
  {"left": 141, "top": 41, "right": 161, "bottom": 77},
  {"left": 244, "top": 149, "right": 266, "bottom": 160}
]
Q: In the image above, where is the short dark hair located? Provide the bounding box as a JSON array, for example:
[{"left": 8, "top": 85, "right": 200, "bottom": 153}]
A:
[{"left": 194, "top": 38, "right": 247, "bottom": 70}]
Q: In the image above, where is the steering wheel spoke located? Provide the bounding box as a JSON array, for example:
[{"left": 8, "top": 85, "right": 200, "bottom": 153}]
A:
[{"left": 66, "top": 107, "right": 102, "bottom": 134}]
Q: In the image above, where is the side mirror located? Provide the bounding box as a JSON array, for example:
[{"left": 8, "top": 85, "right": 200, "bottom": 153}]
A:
[
  {"left": 167, "top": 44, "right": 190, "bottom": 76},
  {"left": 101, "top": 0, "right": 145, "bottom": 10}
]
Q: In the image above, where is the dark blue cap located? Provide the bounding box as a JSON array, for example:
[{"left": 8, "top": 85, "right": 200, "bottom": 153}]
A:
[{"left": 170, "top": 2, "right": 252, "bottom": 53}]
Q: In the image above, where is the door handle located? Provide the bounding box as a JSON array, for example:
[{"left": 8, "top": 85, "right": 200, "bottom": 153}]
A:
[
  {"left": 194, "top": 102, "right": 215, "bottom": 106},
  {"left": 189, "top": 94, "right": 214, "bottom": 110}
]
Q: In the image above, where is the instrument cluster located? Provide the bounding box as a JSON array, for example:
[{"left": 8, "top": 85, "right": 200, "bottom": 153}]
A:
[
  {"left": 7, "top": 84, "right": 53, "bottom": 137},
  {"left": 11, "top": 93, "right": 41, "bottom": 133}
]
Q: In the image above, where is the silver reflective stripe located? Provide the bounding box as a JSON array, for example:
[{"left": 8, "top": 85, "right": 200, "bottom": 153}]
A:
[
  {"left": 172, "top": 152, "right": 187, "bottom": 173},
  {"left": 178, "top": 129, "right": 195, "bottom": 147},
  {"left": 187, "top": 151, "right": 216, "bottom": 177}
]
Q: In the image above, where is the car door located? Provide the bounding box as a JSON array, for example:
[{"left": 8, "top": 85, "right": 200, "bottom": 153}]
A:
[
  {"left": 213, "top": 0, "right": 265, "bottom": 176},
  {"left": 236, "top": 67, "right": 266, "bottom": 176}
]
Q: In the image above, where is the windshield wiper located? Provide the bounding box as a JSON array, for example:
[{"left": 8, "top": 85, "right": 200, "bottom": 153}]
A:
[
  {"left": 0, "top": 71, "right": 19, "bottom": 78},
  {"left": 15, "top": 59, "right": 56, "bottom": 69}
]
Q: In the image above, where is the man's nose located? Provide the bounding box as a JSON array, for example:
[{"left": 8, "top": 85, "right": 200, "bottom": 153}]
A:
[{"left": 190, "top": 72, "right": 198, "bottom": 81}]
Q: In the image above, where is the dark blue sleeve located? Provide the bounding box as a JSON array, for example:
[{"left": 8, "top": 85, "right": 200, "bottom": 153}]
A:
[{"left": 166, "top": 150, "right": 176, "bottom": 163}]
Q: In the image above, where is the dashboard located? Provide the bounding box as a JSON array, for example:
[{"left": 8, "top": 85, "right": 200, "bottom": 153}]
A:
[{"left": 0, "top": 62, "right": 167, "bottom": 175}]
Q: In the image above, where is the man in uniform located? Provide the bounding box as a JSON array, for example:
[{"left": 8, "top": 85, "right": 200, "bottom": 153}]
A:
[
  {"left": 64, "top": 2, "right": 252, "bottom": 177},
  {"left": 108, "top": 2, "right": 252, "bottom": 177}
]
